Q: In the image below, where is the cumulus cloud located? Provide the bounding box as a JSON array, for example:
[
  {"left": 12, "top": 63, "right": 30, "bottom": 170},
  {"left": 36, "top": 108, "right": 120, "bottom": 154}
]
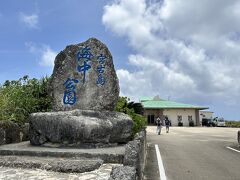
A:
[
  {"left": 25, "top": 42, "right": 57, "bottom": 68},
  {"left": 102, "top": 0, "right": 240, "bottom": 112},
  {"left": 19, "top": 12, "right": 39, "bottom": 29},
  {"left": 39, "top": 47, "right": 57, "bottom": 67}
]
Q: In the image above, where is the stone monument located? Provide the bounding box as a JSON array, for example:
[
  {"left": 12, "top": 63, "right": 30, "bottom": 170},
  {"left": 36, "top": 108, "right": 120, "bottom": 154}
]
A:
[{"left": 29, "top": 38, "right": 133, "bottom": 147}]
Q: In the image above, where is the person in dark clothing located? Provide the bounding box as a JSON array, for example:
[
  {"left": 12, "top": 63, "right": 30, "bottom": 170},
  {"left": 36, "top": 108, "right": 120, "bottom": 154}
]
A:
[
  {"left": 165, "top": 116, "right": 170, "bottom": 133},
  {"left": 156, "top": 117, "right": 162, "bottom": 135}
]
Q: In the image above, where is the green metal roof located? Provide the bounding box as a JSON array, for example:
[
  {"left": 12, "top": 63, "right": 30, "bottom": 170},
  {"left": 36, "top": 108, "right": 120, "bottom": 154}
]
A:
[
  {"left": 139, "top": 97, "right": 154, "bottom": 102},
  {"left": 140, "top": 98, "right": 208, "bottom": 110},
  {"left": 139, "top": 96, "right": 165, "bottom": 102}
]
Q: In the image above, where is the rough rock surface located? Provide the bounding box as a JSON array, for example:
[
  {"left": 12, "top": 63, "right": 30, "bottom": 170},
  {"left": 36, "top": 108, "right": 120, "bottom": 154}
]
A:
[
  {"left": 49, "top": 38, "right": 119, "bottom": 111},
  {"left": 29, "top": 110, "right": 133, "bottom": 146},
  {"left": 0, "top": 155, "right": 103, "bottom": 173},
  {"left": 0, "top": 128, "right": 5, "bottom": 145},
  {"left": 109, "top": 166, "right": 136, "bottom": 180},
  {"left": 0, "top": 121, "right": 30, "bottom": 145},
  {"left": 0, "top": 141, "right": 125, "bottom": 163},
  {"left": 0, "top": 121, "right": 22, "bottom": 144},
  {"left": 0, "top": 163, "right": 119, "bottom": 180},
  {"left": 123, "top": 140, "right": 140, "bottom": 167},
  {"left": 20, "top": 123, "right": 29, "bottom": 141},
  {"left": 124, "top": 130, "right": 147, "bottom": 180}
]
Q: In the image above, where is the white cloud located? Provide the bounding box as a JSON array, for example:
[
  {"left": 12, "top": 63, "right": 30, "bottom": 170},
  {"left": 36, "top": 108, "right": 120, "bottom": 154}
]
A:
[
  {"left": 19, "top": 12, "right": 39, "bottom": 29},
  {"left": 39, "top": 47, "right": 57, "bottom": 67},
  {"left": 102, "top": 0, "right": 240, "bottom": 117},
  {"left": 25, "top": 42, "right": 57, "bottom": 68}
]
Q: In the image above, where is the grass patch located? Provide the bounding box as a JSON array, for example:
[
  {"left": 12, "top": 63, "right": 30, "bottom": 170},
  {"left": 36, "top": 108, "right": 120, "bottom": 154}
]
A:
[{"left": 225, "top": 121, "right": 240, "bottom": 127}]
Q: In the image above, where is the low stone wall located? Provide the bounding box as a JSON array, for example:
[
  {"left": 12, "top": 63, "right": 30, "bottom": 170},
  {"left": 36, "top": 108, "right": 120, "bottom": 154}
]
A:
[
  {"left": 0, "top": 121, "right": 29, "bottom": 145},
  {"left": 109, "top": 129, "right": 147, "bottom": 180},
  {"left": 0, "top": 121, "right": 147, "bottom": 179}
]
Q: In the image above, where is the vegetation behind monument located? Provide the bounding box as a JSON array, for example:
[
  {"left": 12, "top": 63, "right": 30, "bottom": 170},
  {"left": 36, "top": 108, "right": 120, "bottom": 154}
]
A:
[
  {"left": 0, "top": 75, "right": 51, "bottom": 123},
  {"left": 0, "top": 76, "right": 146, "bottom": 134},
  {"left": 115, "top": 96, "right": 146, "bottom": 135}
]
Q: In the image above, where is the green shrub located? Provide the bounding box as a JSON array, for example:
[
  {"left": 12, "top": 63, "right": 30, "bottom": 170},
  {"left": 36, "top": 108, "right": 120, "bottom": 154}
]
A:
[
  {"left": 129, "top": 111, "right": 147, "bottom": 136},
  {"left": 0, "top": 76, "right": 52, "bottom": 124},
  {"left": 115, "top": 97, "right": 146, "bottom": 135},
  {"left": 225, "top": 121, "right": 240, "bottom": 127}
]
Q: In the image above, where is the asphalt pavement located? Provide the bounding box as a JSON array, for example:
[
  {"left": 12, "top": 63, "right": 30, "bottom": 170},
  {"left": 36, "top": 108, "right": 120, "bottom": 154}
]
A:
[{"left": 144, "top": 126, "right": 240, "bottom": 180}]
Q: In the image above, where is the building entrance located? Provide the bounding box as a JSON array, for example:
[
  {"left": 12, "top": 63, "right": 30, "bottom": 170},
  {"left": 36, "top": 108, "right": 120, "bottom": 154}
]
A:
[{"left": 147, "top": 114, "right": 155, "bottom": 124}]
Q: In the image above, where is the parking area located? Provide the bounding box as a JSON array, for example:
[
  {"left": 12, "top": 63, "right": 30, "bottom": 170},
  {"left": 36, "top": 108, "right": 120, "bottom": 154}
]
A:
[{"left": 144, "top": 126, "right": 240, "bottom": 180}]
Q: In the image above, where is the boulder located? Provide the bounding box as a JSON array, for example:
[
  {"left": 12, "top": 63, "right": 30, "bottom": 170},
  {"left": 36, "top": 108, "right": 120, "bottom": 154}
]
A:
[
  {"left": 29, "top": 110, "right": 133, "bottom": 146},
  {"left": 0, "top": 121, "right": 21, "bottom": 144},
  {"left": 0, "top": 121, "right": 30, "bottom": 144},
  {"left": 109, "top": 166, "right": 136, "bottom": 180},
  {"left": 49, "top": 38, "right": 119, "bottom": 112}
]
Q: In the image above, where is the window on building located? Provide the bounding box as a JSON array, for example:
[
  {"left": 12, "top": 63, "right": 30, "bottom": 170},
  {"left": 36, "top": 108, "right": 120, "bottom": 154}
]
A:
[
  {"left": 188, "top": 115, "right": 193, "bottom": 121},
  {"left": 177, "top": 115, "right": 182, "bottom": 122}
]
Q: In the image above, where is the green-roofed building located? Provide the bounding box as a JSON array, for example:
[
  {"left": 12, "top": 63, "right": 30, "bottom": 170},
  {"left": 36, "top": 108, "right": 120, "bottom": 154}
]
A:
[{"left": 140, "top": 96, "right": 208, "bottom": 126}]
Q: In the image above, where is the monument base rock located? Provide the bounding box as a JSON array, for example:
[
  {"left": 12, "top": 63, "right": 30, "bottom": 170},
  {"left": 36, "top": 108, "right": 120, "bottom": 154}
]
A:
[{"left": 29, "top": 110, "right": 133, "bottom": 147}]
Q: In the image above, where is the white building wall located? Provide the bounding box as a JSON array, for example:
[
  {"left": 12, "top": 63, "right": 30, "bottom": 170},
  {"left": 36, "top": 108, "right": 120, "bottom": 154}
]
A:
[
  {"left": 163, "top": 109, "right": 197, "bottom": 126},
  {"left": 199, "top": 111, "right": 213, "bottom": 119}
]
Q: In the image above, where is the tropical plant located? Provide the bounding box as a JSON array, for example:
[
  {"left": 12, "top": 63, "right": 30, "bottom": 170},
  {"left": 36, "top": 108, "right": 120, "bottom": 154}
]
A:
[
  {"left": 0, "top": 75, "right": 52, "bottom": 123},
  {"left": 115, "top": 97, "right": 146, "bottom": 135}
]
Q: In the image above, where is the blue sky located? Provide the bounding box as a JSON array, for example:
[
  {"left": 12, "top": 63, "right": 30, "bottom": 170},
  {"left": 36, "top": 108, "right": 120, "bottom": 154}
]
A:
[
  {"left": 0, "top": 0, "right": 130, "bottom": 81},
  {"left": 1, "top": 0, "right": 240, "bottom": 120}
]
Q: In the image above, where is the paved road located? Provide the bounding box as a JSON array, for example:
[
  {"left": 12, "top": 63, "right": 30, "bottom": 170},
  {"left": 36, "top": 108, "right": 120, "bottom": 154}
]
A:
[{"left": 144, "top": 126, "right": 240, "bottom": 180}]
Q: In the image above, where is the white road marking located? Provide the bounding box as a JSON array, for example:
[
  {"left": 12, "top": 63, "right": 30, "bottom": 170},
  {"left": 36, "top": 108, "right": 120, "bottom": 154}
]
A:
[
  {"left": 179, "top": 135, "right": 192, "bottom": 137},
  {"left": 168, "top": 132, "right": 178, "bottom": 135},
  {"left": 155, "top": 144, "right": 167, "bottom": 180},
  {"left": 198, "top": 139, "right": 209, "bottom": 142},
  {"left": 226, "top": 146, "right": 240, "bottom": 153}
]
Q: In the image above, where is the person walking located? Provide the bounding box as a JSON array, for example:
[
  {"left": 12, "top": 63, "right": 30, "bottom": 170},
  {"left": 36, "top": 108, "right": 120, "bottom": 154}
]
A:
[
  {"left": 165, "top": 116, "right": 170, "bottom": 133},
  {"left": 156, "top": 116, "right": 162, "bottom": 135}
]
